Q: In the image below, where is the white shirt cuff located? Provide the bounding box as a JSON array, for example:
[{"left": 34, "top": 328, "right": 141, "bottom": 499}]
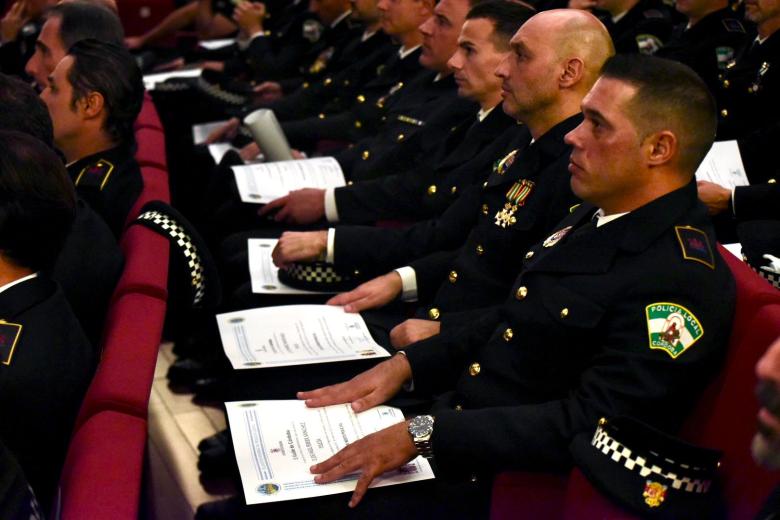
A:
[
  {"left": 730, "top": 188, "right": 736, "bottom": 217},
  {"left": 394, "top": 266, "right": 418, "bottom": 302},
  {"left": 324, "top": 188, "right": 339, "bottom": 222},
  {"left": 326, "top": 228, "right": 336, "bottom": 263}
]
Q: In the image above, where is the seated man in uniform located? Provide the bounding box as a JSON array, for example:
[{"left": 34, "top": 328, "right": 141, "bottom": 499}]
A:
[
  {"left": 0, "top": 130, "right": 94, "bottom": 515},
  {"left": 201, "top": 54, "right": 735, "bottom": 519},
  {"left": 41, "top": 38, "right": 144, "bottom": 237}
]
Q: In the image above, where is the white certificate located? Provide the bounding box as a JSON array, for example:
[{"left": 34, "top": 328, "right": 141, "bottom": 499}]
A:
[
  {"left": 232, "top": 158, "right": 345, "bottom": 204},
  {"left": 247, "top": 239, "right": 336, "bottom": 295},
  {"left": 192, "top": 120, "right": 230, "bottom": 145},
  {"left": 142, "top": 67, "right": 203, "bottom": 90},
  {"left": 199, "top": 38, "right": 235, "bottom": 50},
  {"left": 695, "top": 140, "right": 750, "bottom": 190},
  {"left": 216, "top": 305, "right": 389, "bottom": 369},
  {"left": 225, "top": 400, "right": 435, "bottom": 505}
]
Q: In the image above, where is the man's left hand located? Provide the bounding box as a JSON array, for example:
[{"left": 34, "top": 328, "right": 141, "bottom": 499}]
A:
[
  {"left": 390, "top": 319, "right": 441, "bottom": 349},
  {"left": 697, "top": 181, "right": 731, "bottom": 215},
  {"left": 311, "top": 421, "right": 417, "bottom": 507},
  {"left": 271, "top": 230, "right": 327, "bottom": 268},
  {"left": 258, "top": 188, "right": 326, "bottom": 223}
]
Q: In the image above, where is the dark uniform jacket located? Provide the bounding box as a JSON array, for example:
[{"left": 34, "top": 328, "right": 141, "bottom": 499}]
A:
[
  {"left": 656, "top": 7, "right": 749, "bottom": 93},
  {"left": 281, "top": 47, "right": 426, "bottom": 149},
  {"left": 404, "top": 181, "right": 735, "bottom": 478},
  {"left": 66, "top": 144, "right": 144, "bottom": 239},
  {"left": 331, "top": 115, "right": 580, "bottom": 281},
  {"left": 0, "top": 276, "right": 94, "bottom": 512},
  {"left": 338, "top": 72, "right": 475, "bottom": 182},
  {"left": 51, "top": 198, "right": 124, "bottom": 347},
  {"left": 596, "top": 0, "right": 674, "bottom": 55},
  {"left": 333, "top": 106, "right": 516, "bottom": 223},
  {"left": 715, "top": 29, "right": 780, "bottom": 183},
  {"left": 0, "top": 439, "right": 42, "bottom": 519}
]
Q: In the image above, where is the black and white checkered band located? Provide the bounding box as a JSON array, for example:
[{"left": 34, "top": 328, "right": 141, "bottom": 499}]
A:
[
  {"left": 137, "top": 210, "right": 206, "bottom": 305},
  {"left": 591, "top": 424, "right": 712, "bottom": 493},
  {"left": 286, "top": 263, "right": 344, "bottom": 284},
  {"left": 747, "top": 262, "right": 780, "bottom": 290},
  {"left": 153, "top": 80, "right": 191, "bottom": 92},
  {"left": 196, "top": 77, "right": 247, "bottom": 106}
]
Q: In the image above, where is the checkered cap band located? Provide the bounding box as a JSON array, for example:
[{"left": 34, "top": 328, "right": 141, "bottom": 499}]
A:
[
  {"left": 747, "top": 262, "right": 780, "bottom": 290},
  {"left": 591, "top": 425, "right": 712, "bottom": 493},
  {"left": 197, "top": 77, "right": 247, "bottom": 106},
  {"left": 286, "top": 263, "right": 344, "bottom": 284},
  {"left": 137, "top": 210, "right": 206, "bottom": 305},
  {"left": 154, "top": 81, "right": 191, "bottom": 92}
]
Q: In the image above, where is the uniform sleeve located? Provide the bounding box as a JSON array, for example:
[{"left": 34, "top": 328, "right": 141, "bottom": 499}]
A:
[{"left": 733, "top": 182, "right": 780, "bottom": 221}]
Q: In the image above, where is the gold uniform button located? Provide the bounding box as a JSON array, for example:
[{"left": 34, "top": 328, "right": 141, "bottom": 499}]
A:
[
  {"left": 343, "top": 79, "right": 350, "bottom": 86},
  {"left": 356, "top": 94, "right": 366, "bottom": 103},
  {"left": 450, "top": 126, "right": 458, "bottom": 132},
  {"left": 469, "top": 363, "right": 481, "bottom": 376},
  {"left": 720, "top": 109, "right": 728, "bottom": 117},
  {"left": 428, "top": 308, "right": 440, "bottom": 320},
  {"left": 481, "top": 204, "right": 489, "bottom": 215},
  {"left": 470, "top": 475, "right": 478, "bottom": 483},
  {"left": 722, "top": 79, "right": 730, "bottom": 88},
  {"left": 302, "top": 82, "right": 310, "bottom": 89},
  {"left": 598, "top": 417, "right": 607, "bottom": 426},
  {"left": 476, "top": 244, "right": 484, "bottom": 256},
  {"left": 397, "top": 133, "right": 405, "bottom": 142},
  {"left": 324, "top": 78, "right": 332, "bottom": 86},
  {"left": 381, "top": 116, "right": 387, "bottom": 122},
  {"left": 560, "top": 308, "right": 569, "bottom": 319},
  {"left": 454, "top": 404, "right": 463, "bottom": 412},
  {"left": 361, "top": 150, "right": 370, "bottom": 160},
  {"left": 347, "top": 181, "right": 354, "bottom": 186},
  {"left": 353, "top": 269, "right": 360, "bottom": 276},
  {"left": 354, "top": 120, "right": 362, "bottom": 128},
  {"left": 448, "top": 270, "right": 458, "bottom": 283},
  {"left": 482, "top": 181, "right": 488, "bottom": 189},
  {"left": 318, "top": 113, "right": 326, "bottom": 119},
  {"left": 427, "top": 185, "right": 437, "bottom": 195},
  {"left": 525, "top": 250, "right": 534, "bottom": 260},
  {"left": 515, "top": 286, "right": 528, "bottom": 300},
  {"left": 768, "top": 178, "right": 777, "bottom": 184},
  {"left": 502, "top": 328, "right": 513, "bottom": 341},
  {"left": 450, "top": 186, "right": 457, "bottom": 195}
]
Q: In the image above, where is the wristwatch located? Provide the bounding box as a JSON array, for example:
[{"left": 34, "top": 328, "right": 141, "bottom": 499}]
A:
[{"left": 408, "top": 415, "right": 435, "bottom": 459}]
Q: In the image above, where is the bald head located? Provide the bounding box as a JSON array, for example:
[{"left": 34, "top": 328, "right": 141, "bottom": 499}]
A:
[{"left": 537, "top": 9, "right": 614, "bottom": 91}]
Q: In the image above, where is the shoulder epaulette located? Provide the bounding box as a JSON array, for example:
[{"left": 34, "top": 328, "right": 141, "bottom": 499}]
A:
[
  {"left": 722, "top": 18, "right": 745, "bottom": 33},
  {"left": 0, "top": 320, "right": 23, "bottom": 366},
  {"left": 674, "top": 226, "right": 715, "bottom": 269},
  {"left": 74, "top": 158, "right": 115, "bottom": 190}
]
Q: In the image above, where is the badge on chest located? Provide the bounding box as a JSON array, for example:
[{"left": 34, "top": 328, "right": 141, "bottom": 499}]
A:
[
  {"left": 494, "top": 179, "right": 535, "bottom": 228},
  {"left": 0, "top": 320, "right": 23, "bottom": 366}
]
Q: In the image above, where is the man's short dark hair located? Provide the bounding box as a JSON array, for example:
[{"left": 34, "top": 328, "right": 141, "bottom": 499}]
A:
[
  {"left": 601, "top": 55, "right": 717, "bottom": 176},
  {"left": 466, "top": 0, "right": 535, "bottom": 51},
  {"left": 0, "top": 131, "right": 76, "bottom": 271},
  {"left": 46, "top": 1, "right": 124, "bottom": 50},
  {"left": 0, "top": 74, "right": 54, "bottom": 148},
  {"left": 67, "top": 39, "right": 144, "bottom": 145}
]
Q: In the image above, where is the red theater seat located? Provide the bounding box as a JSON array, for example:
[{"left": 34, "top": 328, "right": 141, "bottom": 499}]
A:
[
  {"left": 135, "top": 93, "right": 164, "bottom": 131},
  {"left": 74, "top": 292, "right": 167, "bottom": 428},
  {"left": 135, "top": 126, "right": 168, "bottom": 169},
  {"left": 57, "top": 411, "right": 146, "bottom": 520},
  {"left": 114, "top": 224, "right": 170, "bottom": 301},
  {"left": 491, "top": 246, "right": 780, "bottom": 519},
  {"left": 124, "top": 165, "right": 171, "bottom": 228}
]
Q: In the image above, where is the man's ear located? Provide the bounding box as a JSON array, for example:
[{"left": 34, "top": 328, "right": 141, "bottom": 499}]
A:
[
  {"left": 559, "top": 57, "right": 584, "bottom": 89},
  {"left": 78, "top": 91, "right": 105, "bottom": 121},
  {"left": 644, "top": 130, "right": 677, "bottom": 167}
]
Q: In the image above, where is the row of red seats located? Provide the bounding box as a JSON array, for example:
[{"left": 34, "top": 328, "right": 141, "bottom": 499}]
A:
[
  {"left": 491, "top": 246, "right": 780, "bottom": 519},
  {"left": 56, "top": 93, "right": 171, "bottom": 519}
]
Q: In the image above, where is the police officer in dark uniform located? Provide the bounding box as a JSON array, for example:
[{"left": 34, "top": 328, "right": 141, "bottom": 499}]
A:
[
  {"left": 656, "top": 0, "right": 749, "bottom": 93},
  {"left": 0, "top": 130, "right": 94, "bottom": 516},
  {"left": 196, "top": 52, "right": 736, "bottom": 520},
  {"left": 591, "top": 0, "right": 675, "bottom": 54},
  {"left": 41, "top": 39, "right": 145, "bottom": 238}
]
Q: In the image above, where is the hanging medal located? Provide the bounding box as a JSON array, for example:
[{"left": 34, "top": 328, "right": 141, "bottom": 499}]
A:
[
  {"left": 492, "top": 149, "right": 518, "bottom": 175},
  {"left": 494, "top": 179, "right": 534, "bottom": 228}
]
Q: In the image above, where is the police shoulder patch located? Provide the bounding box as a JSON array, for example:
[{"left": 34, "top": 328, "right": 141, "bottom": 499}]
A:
[
  {"left": 75, "top": 159, "right": 115, "bottom": 190},
  {"left": 645, "top": 302, "right": 703, "bottom": 359},
  {"left": 674, "top": 225, "right": 715, "bottom": 269},
  {"left": 0, "top": 320, "right": 23, "bottom": 366}
]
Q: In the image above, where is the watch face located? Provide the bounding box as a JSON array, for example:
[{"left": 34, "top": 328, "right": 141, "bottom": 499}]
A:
[{"left": 409, "top": 416, "right": 433, "bottom": 438}]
